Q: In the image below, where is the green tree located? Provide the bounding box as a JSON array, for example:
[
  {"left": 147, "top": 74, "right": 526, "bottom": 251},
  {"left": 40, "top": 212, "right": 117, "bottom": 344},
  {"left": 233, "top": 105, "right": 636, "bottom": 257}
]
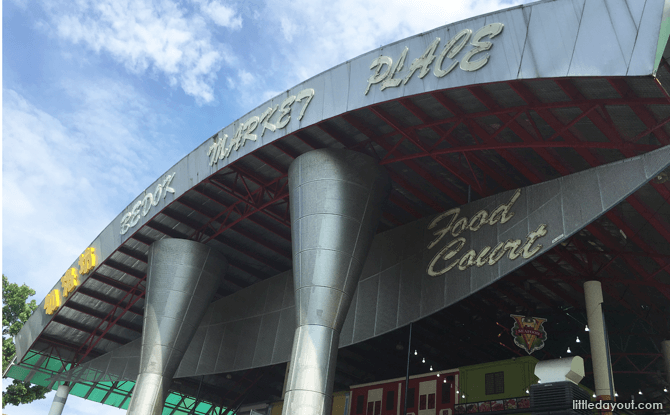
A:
[{"left": 2, "top": 275, "right": 49, "bottom": 408}]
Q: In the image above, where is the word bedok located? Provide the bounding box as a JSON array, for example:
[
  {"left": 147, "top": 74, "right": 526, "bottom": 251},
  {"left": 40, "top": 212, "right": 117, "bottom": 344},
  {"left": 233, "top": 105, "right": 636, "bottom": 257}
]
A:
[
  {"left": 365, "top": 23, "right": 504, "bottom": 95},
  {"left": 120, "top": 172, "right": 176, "bottom": 235},
  {"left": 426, "top": 189, "right": 548, "bottom": 276}
]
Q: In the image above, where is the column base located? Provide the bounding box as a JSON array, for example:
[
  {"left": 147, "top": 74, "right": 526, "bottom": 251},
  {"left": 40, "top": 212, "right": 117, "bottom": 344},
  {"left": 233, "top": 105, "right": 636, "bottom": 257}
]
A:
[{"left": 127, "top": 372, "right": 167, "bottom": 415}]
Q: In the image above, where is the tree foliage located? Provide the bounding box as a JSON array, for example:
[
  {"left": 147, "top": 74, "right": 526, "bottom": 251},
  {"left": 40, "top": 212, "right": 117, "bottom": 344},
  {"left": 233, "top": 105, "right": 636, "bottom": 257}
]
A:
[{"left": 2, "top": 275, "right": 49, "bottom": 408}]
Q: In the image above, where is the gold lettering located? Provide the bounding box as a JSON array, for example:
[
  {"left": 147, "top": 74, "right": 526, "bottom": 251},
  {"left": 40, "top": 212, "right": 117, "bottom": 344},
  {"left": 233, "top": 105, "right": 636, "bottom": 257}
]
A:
[
  {"left": 427, "top": 237, "right": 466, "bottom": 276},
  {"left": 522, "top": 224, "right": 548, "bottom": 258},
  {"left": 458, "top": 249, "right": 477, "bottom": 271},
  {"left": 468, "top": 210, "right": 489, "bottom": 232},
  {"left": 79, "top": 247, "right": 97, "bottom": 275},
  {"left": 451, "top": 217, "right": 468, "bottom": 237},
  {"left": 44, "top": 290, "right": 61, "bottom": 315},
  {"left": 475, "top": 246, "right": 492, "bottom": 267},
  {"left": 487, "top": 241, "right": 507, "bottom": 265},
  {"left": 505, "top": 239, "right": 523, "bottom": 260},
  {"left": 381, "top": 47, "right": 409, "bottom": 90},
  {"left": 61, "top": 268, "right": 79, "bottom": 297},
  {"left": 489, "top": 189, "right": 522, "bottom": 225},
  {"left": 427, "top": 208, "right": 459, "bottom": 249}
]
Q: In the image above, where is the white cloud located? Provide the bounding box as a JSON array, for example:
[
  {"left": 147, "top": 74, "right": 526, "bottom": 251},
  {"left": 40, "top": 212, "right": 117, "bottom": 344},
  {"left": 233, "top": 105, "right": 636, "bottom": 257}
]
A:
[
  {"left": 39, "top": 0, "right": 242, "bottom": 103},
  {"left": 2, "top": 81, "right": 171, "bottom": 301},
  {"left": 198, "top": 0, "right": 243, "bottom": 29}
]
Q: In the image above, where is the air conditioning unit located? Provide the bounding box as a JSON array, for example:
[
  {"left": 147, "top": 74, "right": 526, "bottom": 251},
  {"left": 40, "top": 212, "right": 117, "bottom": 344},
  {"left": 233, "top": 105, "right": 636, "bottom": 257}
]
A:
[{"left": 530, "top": 381, "right": 591, "bottom": 415}]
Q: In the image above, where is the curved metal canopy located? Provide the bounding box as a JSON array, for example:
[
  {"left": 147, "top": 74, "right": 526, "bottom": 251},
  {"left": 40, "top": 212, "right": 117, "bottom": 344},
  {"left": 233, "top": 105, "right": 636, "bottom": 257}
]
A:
[{"left": 9, "top": 0, "right": 670, "bottom": 412}]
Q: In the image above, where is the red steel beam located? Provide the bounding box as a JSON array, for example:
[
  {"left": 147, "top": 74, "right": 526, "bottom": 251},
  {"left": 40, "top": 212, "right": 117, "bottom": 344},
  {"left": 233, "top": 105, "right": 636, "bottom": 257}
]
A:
[
  {"left": 73, "top": 275, "right": 146, "bottom": 365},
  {"left": 191, "top": 186, "right": 291, "bottom": 240},
  {"left": 175, "top": 199, "right": 291, "bottom": 259},
  {"left": 317, "top": 121, "right": 444, "bottom": 214},
  {"left": 342, "top": 112, "right": 466, "bottom": 205},
  {"left": 370, "top": 105, "right": 489, "bottom": 192}
]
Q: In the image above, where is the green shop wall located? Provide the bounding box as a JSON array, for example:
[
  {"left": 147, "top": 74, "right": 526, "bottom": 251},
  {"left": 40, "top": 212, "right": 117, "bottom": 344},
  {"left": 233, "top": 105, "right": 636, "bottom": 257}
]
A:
[{"left": 458, "top": 356, "right": 539, "bottom": 403}]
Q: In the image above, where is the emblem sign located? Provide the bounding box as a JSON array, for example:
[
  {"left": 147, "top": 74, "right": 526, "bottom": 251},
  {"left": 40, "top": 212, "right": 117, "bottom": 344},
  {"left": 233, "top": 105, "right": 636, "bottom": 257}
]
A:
[{"left": 510, "top": 314, "right": 548, "bottom": 355}]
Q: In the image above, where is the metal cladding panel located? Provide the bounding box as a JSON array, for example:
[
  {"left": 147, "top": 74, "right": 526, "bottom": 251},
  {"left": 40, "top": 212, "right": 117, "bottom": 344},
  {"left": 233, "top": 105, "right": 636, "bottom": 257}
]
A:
[
  {"left": 233, "top": 316, "right": 262, "bottom": 370},
  {"left": 55, "top": 338, "right": 141, "bottom": 383},
  {"left": 253, "top": 311, "right": 282, "bottom": 367},
  {"left": 560, "top": 169, "right": 605, "bottom": 235},
  {"left": 396, "top": 255, "right": 423, "bottom": 327},
  {"left": 196, "top": 324, "right": 225, "bottom": 375},
  {"left": 516, "top": 0, "right": 583, "bottom": 78},
  {"left": 338, "top": 291, "right": 356, "bottom": 347},
  {"left": 352, "top": 275, "right": 379, "bottom": 344},
  {"left": 264, "top": 275, "right": 288, "bottom": 314},
  {"left": 271, "top": 307, "right": 297, "bottom": 364},
  {"left": 374, "top": 265, "right": 401, "bottom": 336},
  {"left": 466, "top": 9, "right": 530, "bottom": 87},
  {"left": 420, "top": 255, "right": 446, "bottom": 317},
  {"left": 568, "top": 0, "right": 632, "bottom": 76},
  {"left": 629, "top": 0, "right": 668, "bottom": 75},
  {"left": 17, "top": 0, "right": 670, "bottom": 362},
  {"left": 284, "top": 325, "right": 338, "bottom": 395},
  {"left": 214, "top": 322, "right": 238, "bottom": 372},
  {"left": 178, "top": 327, "right": 206, "bottom": 375}
]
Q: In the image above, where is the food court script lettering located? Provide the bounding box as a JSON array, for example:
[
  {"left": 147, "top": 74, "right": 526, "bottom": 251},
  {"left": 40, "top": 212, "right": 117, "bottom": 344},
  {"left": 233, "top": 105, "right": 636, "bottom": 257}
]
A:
[{"left": 426, "top": 189, "right": 548, "bottom": 276}]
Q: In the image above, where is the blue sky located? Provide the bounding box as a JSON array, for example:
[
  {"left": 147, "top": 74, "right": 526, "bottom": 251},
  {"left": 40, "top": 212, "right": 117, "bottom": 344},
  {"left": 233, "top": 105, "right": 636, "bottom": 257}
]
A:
[{"left": 3, "top": 0, "right": 530, "bottom": 413}]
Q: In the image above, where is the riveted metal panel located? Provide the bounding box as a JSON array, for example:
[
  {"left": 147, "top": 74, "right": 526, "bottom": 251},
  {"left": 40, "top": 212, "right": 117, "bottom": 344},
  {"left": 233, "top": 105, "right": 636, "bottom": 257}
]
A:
[
  {"left": 338, "top": 291, "right": 356, "bottom": 348},
  {"left": 196, "top": 324, "right": 225, "bottom": 375},
  {"left": 598, "top": 157, "right": 648, "bottom": 210},
  {"left": 375, "top": 264, "right": 401, "bottom": 335},
  {"left": 265, "top": 274, "right": 289, "bottom": 314},
  {"left": 272, "top": 308, "right": 297, "bottom": 364},
  {"left": 569, "top": 0, "right": 630, "bottom": 76},
  {"left": 397, "top": 255, "right": 422, "bottom": 327},
  {"left": 518, "top": 0, "right": 584, "bottom": 78},
  {"left": 560, "top": 171, "right": 605, "bottom": 235},
  {"left": 352, "top": 275, "right": 379, "bottom": 344},
  {"left": 233, "top": 315, "right": 262, "bottom": 370},
  {"left": 215, "top": 322, "right": 240, "bottom": 373},
  {"left": 175, "top": 327, "right": 206, "bottom": 377},
  {"left": 420, "top": 261, "right": 445, "bottom": 318},
  {"left": 628, "top": 0, "right": 667, "bottom": 75},
  {"left": 253, "top": 311, "right": 282, "bottom": 367}
]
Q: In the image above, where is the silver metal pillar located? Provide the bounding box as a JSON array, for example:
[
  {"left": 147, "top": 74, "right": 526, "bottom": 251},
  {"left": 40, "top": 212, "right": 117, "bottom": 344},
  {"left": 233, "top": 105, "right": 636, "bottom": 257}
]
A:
[
  {"left": 283, "top": 149, "right": 390, "bottom": 415},
  {"left": 662, "top": 340, "right": 670, "bottom": 387},
  {"left": 47, "top": 383, "right": 71, "bottom": 415},
  {"left": 127, "top": 239, "right": 227, "bottom": 415},
  {"left": 584, "top": 281, "right": 615, "bottom": 402}
]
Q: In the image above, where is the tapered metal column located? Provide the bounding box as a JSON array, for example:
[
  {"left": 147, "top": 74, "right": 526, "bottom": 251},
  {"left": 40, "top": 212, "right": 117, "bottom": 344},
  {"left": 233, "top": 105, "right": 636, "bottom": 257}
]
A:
[
  {"left": 283, "top": 149, "right": 390, "bottom": 415},
  {"left": 47, "top": 383, "right": 70, "bottom": 415},
  {"left": 663, "top": 340, "right": 670, "bottom": 388},
  {"left": 127, "top": 239, "right": 227, "bottom": 415},
  {"left": 584, "top": 281, "right": 615, "bottom": 408}
]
